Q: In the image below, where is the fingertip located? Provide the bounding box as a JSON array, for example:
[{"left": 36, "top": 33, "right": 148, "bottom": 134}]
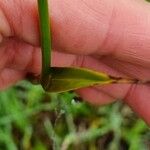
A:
[{"left": 125, "top": 84, "right": 150, "bottom": 126}]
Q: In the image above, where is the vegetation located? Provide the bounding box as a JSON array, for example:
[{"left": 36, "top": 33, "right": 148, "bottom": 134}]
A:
[{"left": 0, "top": 81, "right": 149, "bottom": 150}]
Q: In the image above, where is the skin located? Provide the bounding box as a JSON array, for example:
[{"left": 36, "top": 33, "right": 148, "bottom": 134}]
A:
[{"left": 0, "top": 0, "right": 149, "bottom": 124}]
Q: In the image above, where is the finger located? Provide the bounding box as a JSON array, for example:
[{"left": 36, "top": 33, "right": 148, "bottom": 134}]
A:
[
  {"left": 49, "top": 0, "right": 150, "bottom": 63},
  {"left": 52, "top": 51, "right": 76, "bottom": 67},
  {"left": 76, "top": 87, "right": 116, "bottom": 105},
  {"left": 124, "top": 84, "right": 150, "bottom": 125},
  {"left": 0, "top": 38, "right": 41, "bottom": 73},
  {"left": 94, "top": 84, "right": 131, "bottom": 101},
  {"left": 0, "top": 7, "right": 11, "bottom": 39},
  {"left": 0, "top": 38, "right": 77, "bottom": 74},
  {"left": 99, "top": 56, "right": 150, "bottom": 81},
  {"left": 0, "top": 68, "right": 25, "bottom": 90},
  {"left": 72, "top": 55, "right": 124, "bottom": 77},
  {"left": 0, "top": 0, "right": 39, "bottom": 45},
  {"left": 1, "top": 0, "right": 150, "bottom": 62}
]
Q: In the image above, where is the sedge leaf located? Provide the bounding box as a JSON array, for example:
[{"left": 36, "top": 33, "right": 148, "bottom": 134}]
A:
[{"left": 44, "top": 67, "right": 114, "bottom": 93}]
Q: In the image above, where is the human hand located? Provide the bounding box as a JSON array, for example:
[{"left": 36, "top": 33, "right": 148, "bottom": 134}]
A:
[{"left": 0, "top": 0, "right": 150, "bottom": 124}]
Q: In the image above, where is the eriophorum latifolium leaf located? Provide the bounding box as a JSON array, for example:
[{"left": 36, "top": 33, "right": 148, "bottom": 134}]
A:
[
  {"left": 43, "top": 67, "right": 140, "bottom": 93},
  {"left": 42, "top": 67, "right": 114, "bottom": 93},
  {"left": 37, "top": 0, "right": 149, "bottom": 93},
  {"left": 44, "top": 67, "right": 112, "bottom": 93}
]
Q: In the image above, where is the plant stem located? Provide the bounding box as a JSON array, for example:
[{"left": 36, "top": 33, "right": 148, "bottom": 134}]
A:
[{"left": 38, "top": 0, "right": 52, "bottom": 88}]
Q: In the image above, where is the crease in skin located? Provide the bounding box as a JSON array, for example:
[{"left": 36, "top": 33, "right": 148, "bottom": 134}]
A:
[
  {"left": 0, "top": 34, "right": 2, "bottom": 43},
  {"left": 0, "top": 7, "right": 11, "bottom": 38}
]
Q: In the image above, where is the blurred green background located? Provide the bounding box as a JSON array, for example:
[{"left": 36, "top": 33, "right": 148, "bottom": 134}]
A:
[{"left": 0, "top": 81, "right": 149, "bottom": 150}]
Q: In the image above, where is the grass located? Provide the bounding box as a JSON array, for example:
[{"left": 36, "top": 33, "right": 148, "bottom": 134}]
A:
[{"left": 0, "top": 81, "right": 149, "bottom": 150}]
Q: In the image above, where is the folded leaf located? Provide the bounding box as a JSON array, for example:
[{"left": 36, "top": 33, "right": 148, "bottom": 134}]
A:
[{"left": 44, "top": 67, "right": 114, "bottom": 93}]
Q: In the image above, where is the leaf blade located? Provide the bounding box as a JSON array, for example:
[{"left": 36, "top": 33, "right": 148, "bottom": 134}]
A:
[{"left": 45, "top": 67, "right": 114, "bottom": 93}]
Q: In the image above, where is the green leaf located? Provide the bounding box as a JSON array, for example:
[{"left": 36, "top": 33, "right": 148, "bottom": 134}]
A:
[{"left": 44, "top": 67, "right": 114, "bottom": 93}]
